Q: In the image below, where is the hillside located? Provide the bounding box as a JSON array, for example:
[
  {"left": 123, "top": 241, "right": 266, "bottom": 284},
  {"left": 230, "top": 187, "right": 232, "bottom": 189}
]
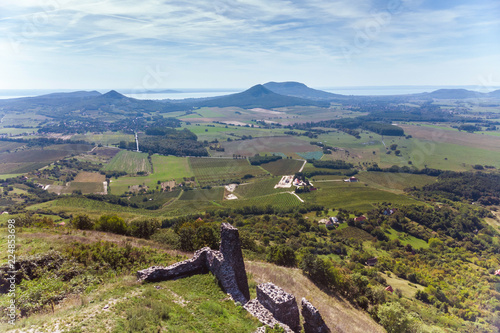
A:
[{"left": 190, "top": 84, "right": 330, "bottom": 108}]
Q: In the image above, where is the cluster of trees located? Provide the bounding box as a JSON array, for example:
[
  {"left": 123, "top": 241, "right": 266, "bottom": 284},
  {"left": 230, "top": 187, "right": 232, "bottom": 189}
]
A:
[
  {"left": 249, "top": 154, "right": 282, "bottom": 165},
  {"left": 408, "top": 172, "right": 500, "bottom": 205},
  {"left": 138, "top": 129, "right": 208, "bottom": 157},
  {"left": 72, "top": 214, "right": 161, "bottom": 239},
  {"left": 309, "top": 159, "right": 354, "bottom": 169}
]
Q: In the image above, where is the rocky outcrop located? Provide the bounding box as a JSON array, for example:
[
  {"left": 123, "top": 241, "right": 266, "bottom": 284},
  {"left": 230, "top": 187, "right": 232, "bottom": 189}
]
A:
[
  {"left": 256, "top": 283, "right": 301, "bottom": 333},
  {"left": 137, "top": 223, "right": 250, "bottom": 304},
  {"left": 301, "top": 298, "right": 331, "bottom": 333}
]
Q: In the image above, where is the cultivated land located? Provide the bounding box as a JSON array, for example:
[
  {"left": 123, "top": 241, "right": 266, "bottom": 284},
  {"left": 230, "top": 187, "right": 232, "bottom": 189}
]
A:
[
  {"left": 104, "top": 150, "right": 151, "bottom": 174},
  {"left": 189, "top": 157, "right": 268, "bottom": 186},
  {"left": 211, "top": 136, "right": 322, "bottom": 158}
]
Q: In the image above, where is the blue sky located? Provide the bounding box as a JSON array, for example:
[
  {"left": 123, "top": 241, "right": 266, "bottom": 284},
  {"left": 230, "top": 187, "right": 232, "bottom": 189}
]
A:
[{"left": 0, "top": 0, "right": 499, "bottom": 90}]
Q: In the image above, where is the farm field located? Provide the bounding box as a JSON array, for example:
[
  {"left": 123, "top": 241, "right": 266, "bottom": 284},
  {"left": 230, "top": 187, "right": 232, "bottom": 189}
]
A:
[
  {"left": 108, "top": 155, "right": 193, "bottom": 195},
  {"left": 151, "top": 155, "right": 194, "bottom": 181},
  {"left": 0, "top": 141, "right": 24, "bottom": 153},
  {"left": 233, "top": 177, "right": 290, "bottom": 199},
  {"left": 189, "top": 157, "right": 268, "bottom": 186},
  {"left": 355, "top": 171, "right": 437, "bottom": 194},
  {"left": 0, "top": 144, "right": 93, "bottom": 175},
  {"left": 212, "top": 136, "right": 322, "bottom": 158},
  {"left": 103, "top": 150, "right": 151, "bottom": 174},
  {"left": 71, "top": 131, "right": 135, "bottom": 146},
  {"left": 259, "top": 159, "right": 304, "bottom": 176},
  {"left": 179, "top": 187, "right": 224, "bottom": 201},
  {"left": 297, "top": 181, "right": 422, "bottom": 212},
  {"left": 73, "top": 171, "right": 106, "bottom": 182},
  {"left": 400, "top": 124, "right": 500, "bottom": 152},
  {"left": 222, "top": 192, "right": 301, "bottom": 210}
]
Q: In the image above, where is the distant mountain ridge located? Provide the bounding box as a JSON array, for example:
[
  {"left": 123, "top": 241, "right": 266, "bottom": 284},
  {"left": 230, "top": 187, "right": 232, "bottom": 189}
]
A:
[{"left": 189, "top": 84, "right": 330, "bottom": 108}]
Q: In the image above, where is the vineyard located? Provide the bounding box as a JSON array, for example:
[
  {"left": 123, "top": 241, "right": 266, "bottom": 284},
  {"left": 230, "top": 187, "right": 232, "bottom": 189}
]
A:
[
  {"left": 222, "top": 192, "right": 301, "bottom": 209},
  {"left": 189, "top": 157, "right": 267, "bottom": 186},
  {"left": 104, "top": 151, "right": 151, "bottom": 174},
  {"left": 260, "top": 159, "right": 304, "bottom": 176},
  {"left": 234, "top": 177, "right": 288, "bottom": 198},
  {"left": 297, "top": 151, "right": 323, "bottom": 160}
]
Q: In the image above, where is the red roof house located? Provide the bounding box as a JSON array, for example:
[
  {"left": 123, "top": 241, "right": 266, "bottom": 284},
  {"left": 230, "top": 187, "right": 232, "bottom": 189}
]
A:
[
  {"left": 354, "top": 215, "right": 367, "bottom": 222},
  {"left": 385, "top": 286, "right": 393, "bottom": 293}
]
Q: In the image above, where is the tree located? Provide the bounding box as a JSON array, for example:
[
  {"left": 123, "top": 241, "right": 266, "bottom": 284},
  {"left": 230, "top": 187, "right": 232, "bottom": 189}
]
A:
[
  {"left": 95, "top": 215, "right": 128, "bottom": 235},
  {"left": 267, "top": 245, "right": 297, "bottom": 267},
  {"left": 377, "top": 302, "right": 417, "bottom": 333},
  {"left": 71, "top": 214, "right": 94, "bottom": 230},
  {"left": 129, "top": 218, "right": 161, "bottom": 239}
]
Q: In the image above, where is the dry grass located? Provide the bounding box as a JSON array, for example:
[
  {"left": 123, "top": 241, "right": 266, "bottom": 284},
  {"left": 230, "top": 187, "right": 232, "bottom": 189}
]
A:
[{"left": 245, "top": 261, "right": 384, "bottom": 333}]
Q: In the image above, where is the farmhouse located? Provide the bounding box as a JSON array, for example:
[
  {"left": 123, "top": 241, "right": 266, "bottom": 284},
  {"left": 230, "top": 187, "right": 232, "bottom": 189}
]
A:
[
  {"left": 344, "top": 176, "right": 358, "bottom": 182},
  {"left": 385, "top": 285, "right": 393, "bottom": 293},
  {"left": 494, "top": 269, "right": 500, "bottom": 276},
  {"left": 366, "top": 257, "right": 378, "bottom": 266},
  {"left": 354, "top": 215, "right": 367, "bottom": 222}
]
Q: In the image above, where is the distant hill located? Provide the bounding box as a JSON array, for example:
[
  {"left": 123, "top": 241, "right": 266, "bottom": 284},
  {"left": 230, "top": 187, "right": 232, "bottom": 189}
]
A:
[
  {"left": 0, "top": 90, "right": 186, "bottom": 117},
  {"left": 191, "top": 84, "right": 330, "bottom": 108},
  {"left": 419, "top": 89, "right": 485, "bottom": 99},
  {"left": 263, "top": 81, "right": 345, "bottom": 101},
  {"left": 487, "top": 89, "right": 500, "bottom": 98},
  {"left": 36, "top": 91, "right": 102, "bottom": 99}
]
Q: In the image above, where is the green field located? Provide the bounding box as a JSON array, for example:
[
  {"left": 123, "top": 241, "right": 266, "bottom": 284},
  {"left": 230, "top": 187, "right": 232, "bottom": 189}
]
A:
[
  {"left": 297, "top": 181, "right": 423, "bottom": 212},
  {"left": 179, "top": 188, "right": 224, "bottom": 201},
  {"left": 233, "top": 177, "right": 289, "bottom": 198},
  {"left": 109, "top": 155, "right": 193, "bottom": 195},
  {"left": 385, "top": 228, "right": 429, "bottom": 249},
  {"left": 104, "top": 150, "right": 151, "bottom": 174},
  {"left": 189, "top": 157, "right": 268, "bottom": 186},
  {"left": 223, "top": 192, "right": 301, "bottom": 210},
  {"left": 260, "top": 159, "right": 304, "bottom": 176},
  {"left": 152, "top": 155, "right": 194, "bottom": 180},
  {"left": 356, "top": 171, "right": 437, "bottom": 193}
]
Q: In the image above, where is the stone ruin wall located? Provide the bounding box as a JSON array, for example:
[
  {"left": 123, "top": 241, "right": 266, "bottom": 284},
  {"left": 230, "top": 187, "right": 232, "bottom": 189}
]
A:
[{"left": 137, "top": 223, "right": 330, "bottom": 332}]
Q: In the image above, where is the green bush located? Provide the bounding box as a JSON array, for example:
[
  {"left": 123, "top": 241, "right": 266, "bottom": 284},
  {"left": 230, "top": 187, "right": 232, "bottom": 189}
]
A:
[
  {"left": 377, "top": 302, "right": 417, "bottom": 333},
  {"left": 95, "top": 215, "right": 128, "bottom": 235}
]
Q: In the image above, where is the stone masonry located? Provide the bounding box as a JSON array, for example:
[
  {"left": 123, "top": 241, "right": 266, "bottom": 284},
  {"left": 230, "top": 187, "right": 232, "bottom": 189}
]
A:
[
  {"left": 137, "top": 223, "right": 330, "bottom": 332},
  {"left": 137, "top": 223, "right": 250, "bottom": 305},
  {"left": 256, "top": 283, "right": 301, "bottom": 333},
  {"left": 301, "top": 298, "right": 331, "bottom": 333}
]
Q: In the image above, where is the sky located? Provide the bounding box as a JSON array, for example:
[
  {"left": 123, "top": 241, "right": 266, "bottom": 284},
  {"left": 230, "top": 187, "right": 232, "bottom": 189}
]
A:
[{"left": 0, "top": 0, "right": 499, "bottom": 90}]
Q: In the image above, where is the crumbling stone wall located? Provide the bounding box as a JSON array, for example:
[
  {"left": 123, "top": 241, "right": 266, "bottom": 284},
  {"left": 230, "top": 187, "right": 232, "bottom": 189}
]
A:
[
  {"left": 137, "top": 223, "right": 250, "bottom": 304},
  {"left": 256, "top": 283, "right": 301, "bottom": 333},
  {"left": 301, "top": 298, "right": 331, "bottom": 333},
  {"left": 137, "top": 223, "right": 330, "bottom": 333}
]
